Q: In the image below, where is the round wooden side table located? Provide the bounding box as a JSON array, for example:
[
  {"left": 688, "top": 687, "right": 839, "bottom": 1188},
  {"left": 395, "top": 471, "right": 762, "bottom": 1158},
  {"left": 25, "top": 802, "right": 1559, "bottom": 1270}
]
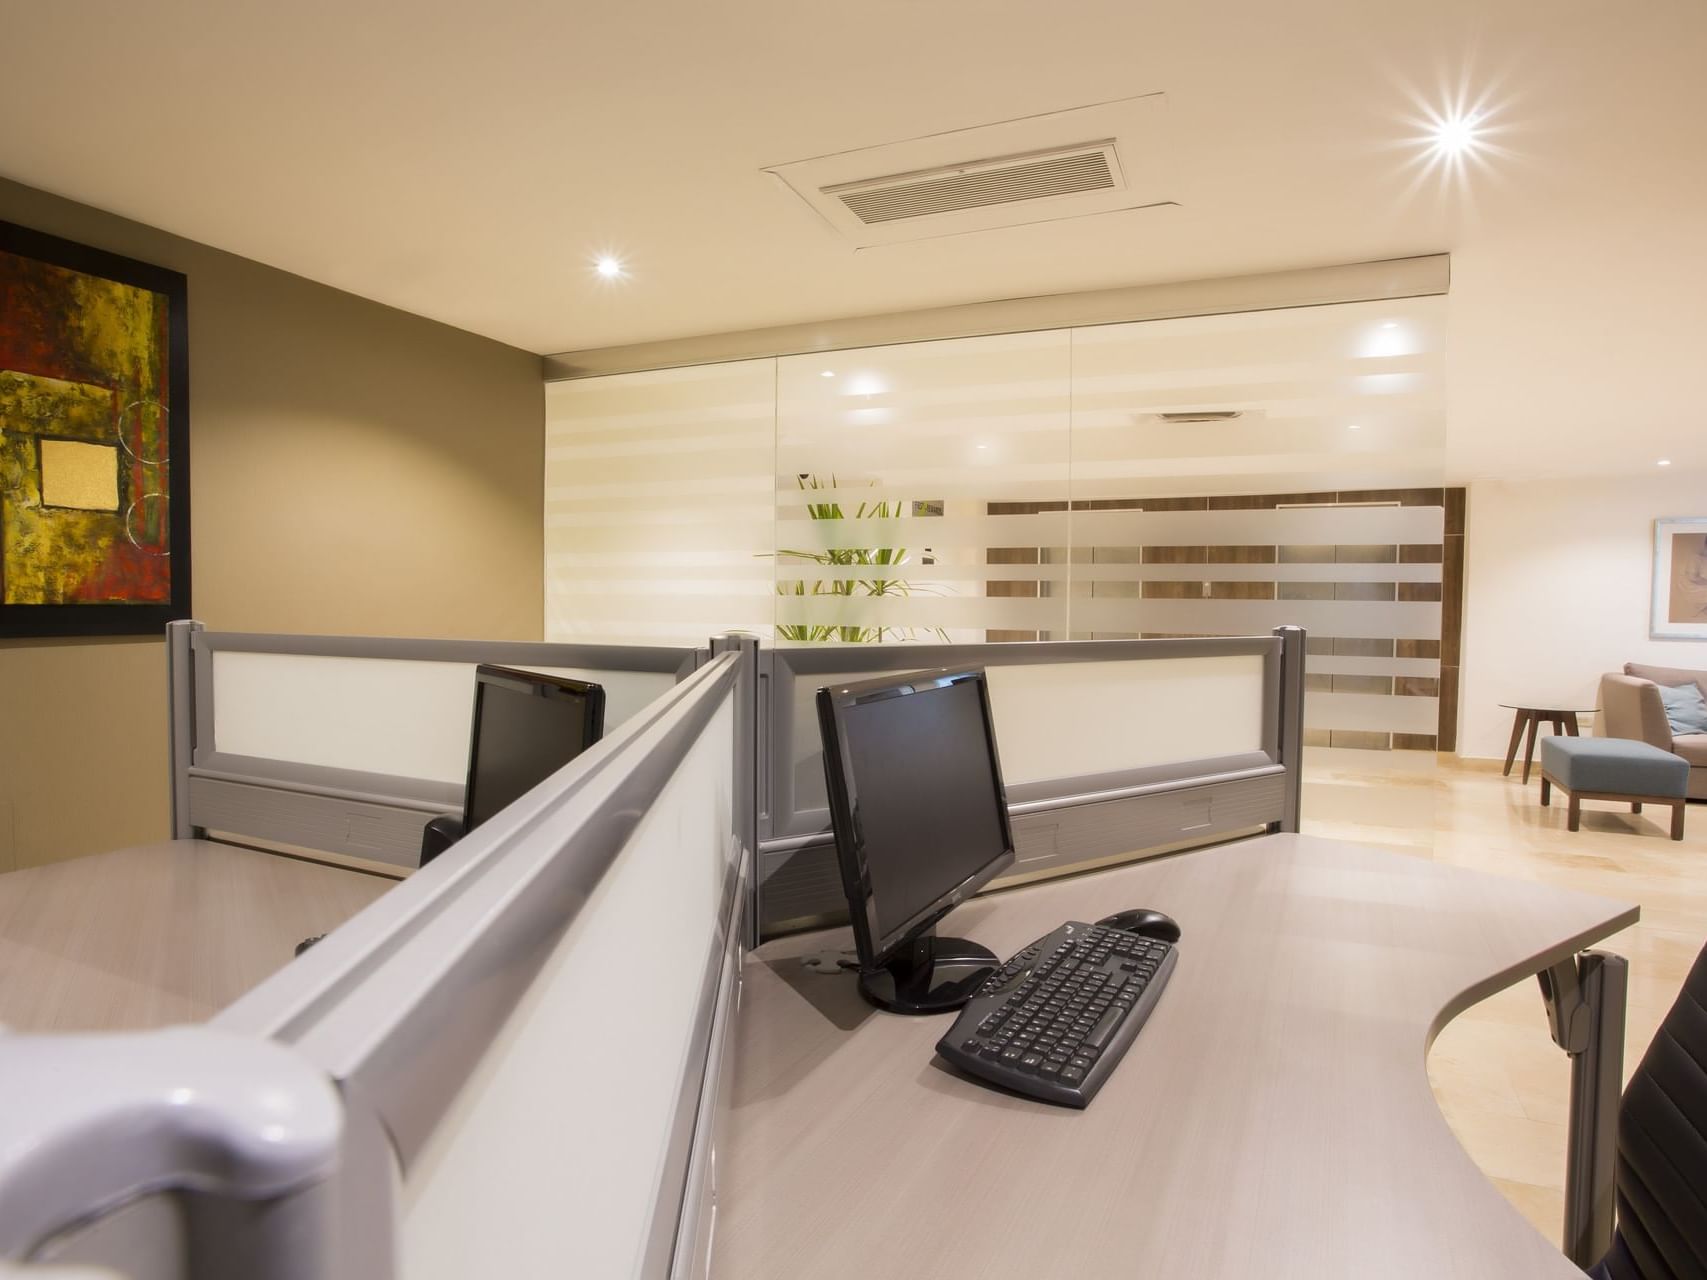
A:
[{"left": 1500, "top": 701, "right": 1597, "bottom": 784}]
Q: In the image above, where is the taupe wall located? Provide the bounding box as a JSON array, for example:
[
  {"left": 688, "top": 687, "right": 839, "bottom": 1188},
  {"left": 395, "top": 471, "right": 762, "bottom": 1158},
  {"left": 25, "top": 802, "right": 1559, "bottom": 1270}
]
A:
[{"left": 0, "top": 177, "right": 544, "bottom": 870}]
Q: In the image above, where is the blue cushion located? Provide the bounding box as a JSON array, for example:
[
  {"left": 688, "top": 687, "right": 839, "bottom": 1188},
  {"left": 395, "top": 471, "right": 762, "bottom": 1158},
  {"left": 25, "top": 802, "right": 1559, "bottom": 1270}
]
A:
[
  {"left": 1659, "top": 682, "right": 1707, "bottom": 736},
  {"left": 1541, "top": 735, "right": 1689, "bottom": 798}
]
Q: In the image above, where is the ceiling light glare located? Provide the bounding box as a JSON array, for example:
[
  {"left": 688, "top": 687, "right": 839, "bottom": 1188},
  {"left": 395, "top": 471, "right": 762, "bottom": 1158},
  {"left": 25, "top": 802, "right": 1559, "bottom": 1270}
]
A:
[
  {"left": 820, "top": 370, "right": 836, "bottom": 378},
  {"left": 1391, "top": 79, "right": 1513, "bottom": 200},
  {"left": 594, "top": 255, "right": 626, "bottom": 280},
  {"left": 1430, "top": 112, "right": 1484, "bottom": 157},
  {"left": 1347, "top": 423, "right": 1362, "bottom": 430},
  {"left": 1658, "top": 459, "right": 1672, "bottom": 467}
]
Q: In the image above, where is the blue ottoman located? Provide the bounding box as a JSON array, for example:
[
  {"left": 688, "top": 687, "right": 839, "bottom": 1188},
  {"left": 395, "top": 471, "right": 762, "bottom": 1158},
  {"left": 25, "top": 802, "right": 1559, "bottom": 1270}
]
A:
[{"left": 1540, "top": 736, "right": 1689, "bottom": 840}]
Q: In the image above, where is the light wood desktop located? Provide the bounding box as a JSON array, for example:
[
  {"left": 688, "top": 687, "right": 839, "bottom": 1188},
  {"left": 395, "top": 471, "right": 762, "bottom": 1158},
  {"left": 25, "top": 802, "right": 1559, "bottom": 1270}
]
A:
[
  {"left": 0, "top": 839, "right": 392, "bottom": 1033},
  {"left": 714, "top": 833, "right": 1636, "bottom": 1279}
]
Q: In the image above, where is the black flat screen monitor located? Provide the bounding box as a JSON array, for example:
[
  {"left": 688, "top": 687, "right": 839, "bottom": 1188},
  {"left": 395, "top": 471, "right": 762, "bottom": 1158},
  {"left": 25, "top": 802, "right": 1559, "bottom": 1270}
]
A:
[
  {"left": 463, "top": 665, "right": 606, "bottom": 831},
  {"left": 817, "top": 667, "right": 1015, "bottom": 1014}
]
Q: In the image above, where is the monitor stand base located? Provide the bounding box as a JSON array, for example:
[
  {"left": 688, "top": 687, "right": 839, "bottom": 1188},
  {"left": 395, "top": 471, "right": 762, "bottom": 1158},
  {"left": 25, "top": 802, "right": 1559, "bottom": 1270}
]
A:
[{"left": 858, "top": 931, "right": 998, "bottom": 1015}]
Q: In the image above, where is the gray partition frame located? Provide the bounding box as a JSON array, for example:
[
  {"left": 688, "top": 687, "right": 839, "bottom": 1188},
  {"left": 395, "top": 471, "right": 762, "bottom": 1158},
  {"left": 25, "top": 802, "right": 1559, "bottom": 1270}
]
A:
[
  {"left": 165, "top": 619, "right": 701, "bottom": 868},
  {"left": 4, "top": 646, "right": 754, "bottom": 1280},
  {"left": 234, "top": 648, "right": 747, "bottom": 1278},
  {"left": 756, "top": 626, "right": 1306, "bottom": 936}
]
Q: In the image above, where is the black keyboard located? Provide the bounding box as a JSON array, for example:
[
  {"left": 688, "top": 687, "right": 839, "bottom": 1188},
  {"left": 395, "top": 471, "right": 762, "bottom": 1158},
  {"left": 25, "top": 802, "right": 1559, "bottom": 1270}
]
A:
[{"left": 936, "top": 920, "right": 1177, "bottom": 1107}]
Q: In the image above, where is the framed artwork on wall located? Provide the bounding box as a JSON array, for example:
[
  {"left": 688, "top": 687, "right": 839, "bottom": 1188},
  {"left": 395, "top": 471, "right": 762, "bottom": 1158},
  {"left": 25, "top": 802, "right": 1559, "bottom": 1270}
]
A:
[
  {"left": 1652, "top": 516, "right": 1707, "bottom": 640},
  {"left": 0, "top": 219, "right": 189, "bottom": 637}
]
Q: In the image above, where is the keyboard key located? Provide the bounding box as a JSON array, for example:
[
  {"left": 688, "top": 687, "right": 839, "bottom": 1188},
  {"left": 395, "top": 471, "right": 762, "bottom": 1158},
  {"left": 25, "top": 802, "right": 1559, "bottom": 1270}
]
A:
[{"left": 1082, "top": 1007, "right": 1123, "bottom": 1052}]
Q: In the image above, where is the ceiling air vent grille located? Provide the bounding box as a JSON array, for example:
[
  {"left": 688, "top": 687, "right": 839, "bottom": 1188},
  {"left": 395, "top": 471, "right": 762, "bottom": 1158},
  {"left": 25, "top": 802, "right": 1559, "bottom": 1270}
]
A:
[{"left": 824, "top": 141, "right": 1120, "bottom": 225}]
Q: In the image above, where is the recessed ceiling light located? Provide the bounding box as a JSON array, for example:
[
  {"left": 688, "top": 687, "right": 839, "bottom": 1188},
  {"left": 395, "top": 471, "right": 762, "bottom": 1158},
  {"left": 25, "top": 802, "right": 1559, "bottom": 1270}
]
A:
[
  {"left": 1347, "top": 423, "right": 1362, "bottom": 430},
  {"left": 1658, "top": 459, "right": 1672, "bottom": 467},
  {"left": 594, "top": 255, "right": 626, "bottom": 280},
  {"left": 1381, "top": 322, "right": 1398, "bottom": 330},
  {"left": 1395, "top": 88, "right": 1510, "bottom": 195},
  {"left": 820, "top": 370, "right": 835, "bottom": 378},
  {"left": 1431, "top": 112, "right": 1485, "bottom": 157}
]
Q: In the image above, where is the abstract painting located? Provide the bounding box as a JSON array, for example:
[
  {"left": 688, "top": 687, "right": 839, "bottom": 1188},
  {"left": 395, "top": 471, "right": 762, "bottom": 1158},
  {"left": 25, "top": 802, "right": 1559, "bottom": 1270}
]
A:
[
  {"left": 0, "top": 220, "right": 188, "bottom": 636},
  {"left": 1652, "top": 517, "right": 1707, "bottom": 640}
]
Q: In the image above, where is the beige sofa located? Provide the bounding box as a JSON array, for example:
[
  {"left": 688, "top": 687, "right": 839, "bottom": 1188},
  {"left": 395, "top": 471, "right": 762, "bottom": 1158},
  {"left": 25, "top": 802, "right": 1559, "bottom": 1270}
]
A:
[{"left": 1599, "top": 662, "right": 1707, "bottom": 800}]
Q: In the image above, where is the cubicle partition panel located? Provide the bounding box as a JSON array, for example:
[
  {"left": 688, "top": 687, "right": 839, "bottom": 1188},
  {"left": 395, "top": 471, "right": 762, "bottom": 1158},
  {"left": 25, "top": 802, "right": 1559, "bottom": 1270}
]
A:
[
  {"left": 0, "top": 646, "right": 754, "bottom": 1279},
  {"left": 165, "top": 620, "right": 700, "bottom": 868},
  {"left": 166, "top": 620, "right": 1300, "bottom": 910},
  {"left": 757, "top": 627, "right": 1305, "bottom": 935},
  {"left": 0, "top": 622, "right": 1320, "bottom": 1276}
]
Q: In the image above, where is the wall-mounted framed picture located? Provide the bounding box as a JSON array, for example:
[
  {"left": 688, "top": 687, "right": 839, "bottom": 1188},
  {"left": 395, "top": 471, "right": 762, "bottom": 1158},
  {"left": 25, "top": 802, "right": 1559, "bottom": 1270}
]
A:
[
  {"left": 0, "top": 219, "right": 189, "bottom": 637},
  {"left": 1652, "top": 516, "right": 1707, "bottom": 640}
]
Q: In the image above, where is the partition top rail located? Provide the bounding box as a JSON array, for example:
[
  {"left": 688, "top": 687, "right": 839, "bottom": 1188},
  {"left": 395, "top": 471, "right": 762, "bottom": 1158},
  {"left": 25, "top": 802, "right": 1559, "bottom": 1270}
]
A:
[
  {"left": 214, "top": 650, "right": 743, "bottom": 1168},
  {"left": 191, "top": 627, "right": 699, "bottom": 676},
  {"left": 768, "top": 633, "right": 1279, "bottom": 671}
]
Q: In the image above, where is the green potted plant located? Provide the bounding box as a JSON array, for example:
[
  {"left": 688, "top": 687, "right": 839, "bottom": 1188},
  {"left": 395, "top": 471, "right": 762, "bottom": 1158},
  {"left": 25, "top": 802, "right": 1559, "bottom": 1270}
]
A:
[{"left": 773, "top": 474, "right": 948, "bottom": 643}]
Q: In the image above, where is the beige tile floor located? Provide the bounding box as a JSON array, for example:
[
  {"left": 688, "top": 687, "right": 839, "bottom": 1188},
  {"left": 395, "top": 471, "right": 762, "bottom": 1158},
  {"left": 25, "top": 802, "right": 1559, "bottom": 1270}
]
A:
[{"left": 1300, "top": 747, "right": 1707, "bottom": 1244}]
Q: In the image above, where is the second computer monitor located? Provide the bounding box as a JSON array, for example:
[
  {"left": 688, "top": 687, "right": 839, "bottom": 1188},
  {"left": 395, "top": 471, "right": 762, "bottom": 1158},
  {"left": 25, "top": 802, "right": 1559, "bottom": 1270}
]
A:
[
  {"left": 817, "top": 667, "right": 1015, "bottom": 1014},
  {"left": 463, "top": 665, "right": 606, "bottom": 831}
]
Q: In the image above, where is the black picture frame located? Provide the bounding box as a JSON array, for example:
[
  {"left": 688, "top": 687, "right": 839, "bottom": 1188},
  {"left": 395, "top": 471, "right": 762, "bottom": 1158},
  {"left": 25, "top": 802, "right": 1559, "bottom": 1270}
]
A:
[{"left": 0, "top": 219, "right": 190, "bottom": 638}]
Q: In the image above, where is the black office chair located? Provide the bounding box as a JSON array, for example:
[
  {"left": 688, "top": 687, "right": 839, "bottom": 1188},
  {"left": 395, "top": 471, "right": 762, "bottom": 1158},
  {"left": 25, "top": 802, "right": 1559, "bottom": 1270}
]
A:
[{"left": 1589, "top": 940, "right": 1707, "bottom": 1279}]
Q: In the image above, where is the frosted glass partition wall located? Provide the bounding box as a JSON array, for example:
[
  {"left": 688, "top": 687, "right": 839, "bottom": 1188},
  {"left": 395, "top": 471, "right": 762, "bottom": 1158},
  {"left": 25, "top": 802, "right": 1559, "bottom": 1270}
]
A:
[
  {"left": 543, "top": 296, "right": 1454, "bottom": 749},
  {"left": 544, "top": 359, "right": 776, "bottom": 644},
  {"left": 1064, "top": 298, "right": 1453, "bottom": 751},
  {"left": 776, "top": 332, "right": 1072, "bottom": 643}
]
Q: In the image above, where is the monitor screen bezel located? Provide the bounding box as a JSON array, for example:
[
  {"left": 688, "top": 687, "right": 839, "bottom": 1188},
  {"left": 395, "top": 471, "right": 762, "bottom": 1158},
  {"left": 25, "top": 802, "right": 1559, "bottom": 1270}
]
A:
[
  {"left": 817, "top": 666, "right": 1016, "bottom": 970},
  {"left": 463, "top": 664, "right": 607, "bottom": 830}
]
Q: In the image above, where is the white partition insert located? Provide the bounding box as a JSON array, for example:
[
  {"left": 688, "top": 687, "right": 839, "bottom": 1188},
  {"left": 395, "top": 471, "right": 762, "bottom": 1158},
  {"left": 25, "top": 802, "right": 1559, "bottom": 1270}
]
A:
[
  {"left": 983, "top": 656, "right": 1266, "bottom": 785},
  {"left": 399, "top": 701, "right": 734, "bottom": 1279},
  {"left": 210, "top": 651, "right": 675, "bottom": 779},
  {"left": 785, "top": 652, "right": 1267, "bottom": 812}
]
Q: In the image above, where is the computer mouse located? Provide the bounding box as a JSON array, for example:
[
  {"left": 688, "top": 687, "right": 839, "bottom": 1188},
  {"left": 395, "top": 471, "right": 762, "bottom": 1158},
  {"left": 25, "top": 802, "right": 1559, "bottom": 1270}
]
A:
[{"left": 1095, "top": 908, "right": 1181, "bottom": 943}]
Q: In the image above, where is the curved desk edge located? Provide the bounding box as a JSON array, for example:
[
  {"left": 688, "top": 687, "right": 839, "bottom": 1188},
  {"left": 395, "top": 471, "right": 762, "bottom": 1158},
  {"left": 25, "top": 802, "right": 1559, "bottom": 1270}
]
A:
[{"left": 711, "top": 832, "right": 1636, "bottom": 1279}]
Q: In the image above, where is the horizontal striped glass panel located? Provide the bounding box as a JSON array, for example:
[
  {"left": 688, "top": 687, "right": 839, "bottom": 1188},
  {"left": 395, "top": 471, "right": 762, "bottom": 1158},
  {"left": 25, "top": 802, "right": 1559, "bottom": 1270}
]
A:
[
  {"left": 776, "top": 331, "right": 1072, "bottom": 643},
  {"left": 543, "top": 295, "right": 1448, "bottom": 749},
  {"left": 544, "top": 360, "right": 776, "bottom": 643}
]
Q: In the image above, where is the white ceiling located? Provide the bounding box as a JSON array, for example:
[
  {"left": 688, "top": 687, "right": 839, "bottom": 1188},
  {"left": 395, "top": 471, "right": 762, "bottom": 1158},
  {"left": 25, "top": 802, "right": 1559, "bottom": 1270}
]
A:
[{"left": 2, "top": 0, "right": 1704, "bottom": 481}]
